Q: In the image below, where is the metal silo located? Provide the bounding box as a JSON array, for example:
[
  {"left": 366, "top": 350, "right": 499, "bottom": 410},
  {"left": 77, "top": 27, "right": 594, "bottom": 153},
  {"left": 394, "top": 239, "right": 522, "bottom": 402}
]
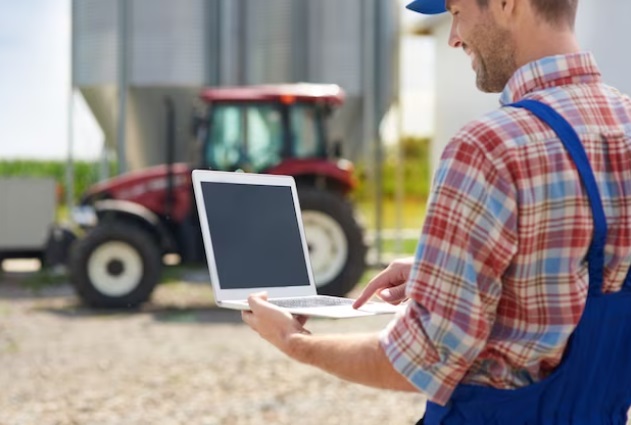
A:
[{"left": 72, "top": 0, "right": 397, "bottom": 172}]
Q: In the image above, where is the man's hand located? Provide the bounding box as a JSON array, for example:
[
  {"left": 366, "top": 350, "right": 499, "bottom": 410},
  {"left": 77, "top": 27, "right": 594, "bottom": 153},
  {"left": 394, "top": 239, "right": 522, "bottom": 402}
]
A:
[
  {"left": 241, "top": 292, "right": 310, "bottom": 355},
  {"left": 242, "top": 293, "right": 419, "bottom": 394},
  {"left": 353, "top": 257, "right": 414, "bottom": 309}
]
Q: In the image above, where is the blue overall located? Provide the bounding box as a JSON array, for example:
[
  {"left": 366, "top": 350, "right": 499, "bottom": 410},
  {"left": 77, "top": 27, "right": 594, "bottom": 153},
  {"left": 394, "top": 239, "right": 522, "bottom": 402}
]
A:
[{"left": 420, "top": 100, "right": 631, "bottom": 425}]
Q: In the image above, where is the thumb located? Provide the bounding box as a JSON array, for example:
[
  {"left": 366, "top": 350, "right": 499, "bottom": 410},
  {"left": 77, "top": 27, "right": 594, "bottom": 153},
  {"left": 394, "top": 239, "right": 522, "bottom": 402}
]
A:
[{"left": 247, "top": 291, "right": 269, "bottom": 311}]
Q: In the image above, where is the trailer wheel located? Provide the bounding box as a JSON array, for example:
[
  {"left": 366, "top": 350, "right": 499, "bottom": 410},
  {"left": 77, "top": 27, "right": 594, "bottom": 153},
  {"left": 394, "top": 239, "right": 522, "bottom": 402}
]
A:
[
  {"left": 69, "top": 221, "right": 161, "bottom": 308},
  {"left": 298, "top": 188, "right": 366, "bottom": 297}
]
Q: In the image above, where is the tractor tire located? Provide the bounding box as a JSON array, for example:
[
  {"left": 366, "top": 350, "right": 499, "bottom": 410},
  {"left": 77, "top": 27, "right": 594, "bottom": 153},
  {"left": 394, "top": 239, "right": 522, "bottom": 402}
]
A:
[
  {"left": 298, "top": 188, "right": 367, "bottom": 297},
  {"left": 68, "top": 221, "right": 161, "bottom": 308}
]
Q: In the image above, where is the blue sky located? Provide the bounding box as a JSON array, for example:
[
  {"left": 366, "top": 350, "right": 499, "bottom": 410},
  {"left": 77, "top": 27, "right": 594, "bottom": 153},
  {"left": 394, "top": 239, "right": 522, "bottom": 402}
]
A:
[{"left": 0, "top": 0, "right": 432, "bottom": 161}]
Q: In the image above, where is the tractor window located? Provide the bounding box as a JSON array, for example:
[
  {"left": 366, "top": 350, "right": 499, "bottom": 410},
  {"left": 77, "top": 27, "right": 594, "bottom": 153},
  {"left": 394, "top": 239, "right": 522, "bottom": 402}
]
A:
[
  {"left": 291, "top": 104, "right": 325, "bottom": 159},
  {"left": 247, "top": 106, "right": 282, "bottom": 171},
  {"left": 207, "top": 104, "right": 282, "bottom": 172},
  {"left": 208, "top": 105, "right": 245, "bottom": 170}
]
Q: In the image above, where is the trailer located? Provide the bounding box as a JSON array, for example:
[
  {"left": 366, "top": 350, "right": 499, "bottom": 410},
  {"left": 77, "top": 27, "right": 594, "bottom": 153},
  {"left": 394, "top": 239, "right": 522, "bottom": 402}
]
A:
[{"left": 0, "top": 178, "right": 74, "bottom": 269}]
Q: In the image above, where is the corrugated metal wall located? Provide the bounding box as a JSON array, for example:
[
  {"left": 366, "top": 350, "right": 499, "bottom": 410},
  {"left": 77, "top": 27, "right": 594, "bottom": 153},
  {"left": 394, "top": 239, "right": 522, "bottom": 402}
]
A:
[
  {"left": 129, "top": 0, "right": 207, "bottom": 86},
  {"left": 244, "top": 0, "right": 294, "bottom": 84},
  {"left": 308, "top": 0, "right": 363, "bottom": 96},
  {"left": 73, "top": 0, "right": 118, "bottom": 86}
]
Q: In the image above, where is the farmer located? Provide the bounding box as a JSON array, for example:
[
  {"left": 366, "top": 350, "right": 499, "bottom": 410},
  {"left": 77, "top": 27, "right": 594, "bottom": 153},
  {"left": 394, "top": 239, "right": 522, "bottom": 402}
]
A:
[{"left": 243, "top": 0, "right": 631, "bottom": 423}]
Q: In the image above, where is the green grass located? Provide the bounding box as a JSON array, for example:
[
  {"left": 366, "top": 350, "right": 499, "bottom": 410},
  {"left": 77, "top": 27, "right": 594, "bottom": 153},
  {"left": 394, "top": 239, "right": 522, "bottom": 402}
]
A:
[
  {"left": 356, "top": 197, "right": 427, "bottom": 231},
  {"left": 380, "top": 237, "right": 418, "bottom": 254},
  {"left": 160, "top": 265, "right": 191, "bottom": 284},
  {"left": 0, "top": 160, "right": 117, "bottom": 206},
  {"left": 56, "top": 204, "right": 70, "bottom": 222},
  {"left": 20, "top": 269, "right": 68, "bottom": 292}
]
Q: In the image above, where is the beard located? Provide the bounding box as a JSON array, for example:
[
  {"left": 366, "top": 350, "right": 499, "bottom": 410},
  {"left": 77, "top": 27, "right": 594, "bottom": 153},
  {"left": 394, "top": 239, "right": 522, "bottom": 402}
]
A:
[{"left": 467, "top": 16, "right": 517, "bottom": 93}]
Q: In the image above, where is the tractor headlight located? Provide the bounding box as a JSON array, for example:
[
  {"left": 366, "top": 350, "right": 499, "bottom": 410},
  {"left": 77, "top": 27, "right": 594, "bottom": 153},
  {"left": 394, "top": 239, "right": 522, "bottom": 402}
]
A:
[{"left": 71, "top": 206, "right": 98, "bottom": 227}]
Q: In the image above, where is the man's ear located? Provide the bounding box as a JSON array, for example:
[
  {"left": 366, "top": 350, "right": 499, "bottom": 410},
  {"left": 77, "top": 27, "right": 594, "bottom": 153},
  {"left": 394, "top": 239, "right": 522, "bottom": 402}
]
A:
[{"left": 492, "top": 0, "right": 517, "bottom": 26}]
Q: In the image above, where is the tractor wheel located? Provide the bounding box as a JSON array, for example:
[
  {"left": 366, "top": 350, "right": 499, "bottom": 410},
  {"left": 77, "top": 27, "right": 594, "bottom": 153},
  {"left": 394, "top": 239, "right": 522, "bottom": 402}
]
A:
[
  {"left": 68, "top": 221, "right": 161, "bottom": 308},
  {"left": 298, "top": 188, "right": 366, "bottom": 297}
]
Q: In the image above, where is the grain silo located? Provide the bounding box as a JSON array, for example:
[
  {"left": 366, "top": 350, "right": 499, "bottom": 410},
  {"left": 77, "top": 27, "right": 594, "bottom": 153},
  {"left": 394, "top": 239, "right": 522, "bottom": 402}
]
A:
[{"left": 72, "top": 0, "right": 398, "bottom": 172}]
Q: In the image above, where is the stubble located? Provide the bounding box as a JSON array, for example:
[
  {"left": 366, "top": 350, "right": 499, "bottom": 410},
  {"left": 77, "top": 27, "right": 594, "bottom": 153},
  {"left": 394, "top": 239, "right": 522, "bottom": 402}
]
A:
[{"left": 469, "top": 16, "right": 517, "bottom": 93}]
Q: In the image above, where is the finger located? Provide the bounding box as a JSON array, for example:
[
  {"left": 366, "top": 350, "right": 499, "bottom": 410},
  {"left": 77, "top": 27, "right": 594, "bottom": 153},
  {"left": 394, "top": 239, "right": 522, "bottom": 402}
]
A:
[
  {"left": 353, "top": 268, "right": 396, "bottom": 308},
  {"left": 242, "top": 310, "right": 257, "bottom": 330},
  {"left": 379, "top": 284, "right": 407, "bottom": 304},
  {"left": 247, "top": 292, "right": 270, "bottom": 312},
  {"left": 249, "top": 291, "right": 268, "bottom": 301},
  {"left": 293, "top": 314, "right": 309, "bottom": 327}
]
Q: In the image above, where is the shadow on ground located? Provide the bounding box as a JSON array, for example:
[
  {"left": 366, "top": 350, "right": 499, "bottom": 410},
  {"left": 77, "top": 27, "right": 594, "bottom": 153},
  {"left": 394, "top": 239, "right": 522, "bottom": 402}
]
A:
[
  {"left": 37, "top": 303, "right": 244, "bottom": 325},
  {"left": 0, "top": 268, "right": 243, "bottom": 325}
]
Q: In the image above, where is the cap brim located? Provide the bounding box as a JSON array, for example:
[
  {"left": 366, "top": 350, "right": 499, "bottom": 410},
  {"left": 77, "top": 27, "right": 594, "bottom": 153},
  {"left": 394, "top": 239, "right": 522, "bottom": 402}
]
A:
[{"left": 406, "top": 0, "right": 447, "bottom": 15}]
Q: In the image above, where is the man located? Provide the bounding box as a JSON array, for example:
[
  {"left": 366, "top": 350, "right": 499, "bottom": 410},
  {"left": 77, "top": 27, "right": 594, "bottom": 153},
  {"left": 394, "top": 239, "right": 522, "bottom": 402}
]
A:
[{"left": 242, "top": 0, "right": 631, "bottom": 423}]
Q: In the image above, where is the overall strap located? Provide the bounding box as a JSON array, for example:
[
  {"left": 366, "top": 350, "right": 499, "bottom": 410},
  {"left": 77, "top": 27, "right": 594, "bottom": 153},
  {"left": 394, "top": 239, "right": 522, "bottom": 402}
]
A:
[{"left": 510, "top": 99, "right": 607, "bottom": 295}]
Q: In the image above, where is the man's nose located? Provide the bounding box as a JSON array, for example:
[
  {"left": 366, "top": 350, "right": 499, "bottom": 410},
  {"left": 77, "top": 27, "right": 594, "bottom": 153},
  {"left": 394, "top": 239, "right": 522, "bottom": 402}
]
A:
[{"left": 448, "top": 22, "right": 463, "bottom": 48}]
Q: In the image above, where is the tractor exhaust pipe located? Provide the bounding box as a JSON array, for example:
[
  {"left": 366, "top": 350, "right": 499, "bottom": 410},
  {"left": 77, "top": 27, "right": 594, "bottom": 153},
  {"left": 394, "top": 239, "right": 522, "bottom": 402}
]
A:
[{"left": 164, "top": 96, "right": 176, "bottom": 220}]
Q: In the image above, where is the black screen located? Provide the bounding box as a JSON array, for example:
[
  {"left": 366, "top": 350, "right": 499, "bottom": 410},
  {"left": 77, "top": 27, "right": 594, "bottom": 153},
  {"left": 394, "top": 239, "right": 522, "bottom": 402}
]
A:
[{"left": 201, "top": 181, "right": 311, "bottom": 289}]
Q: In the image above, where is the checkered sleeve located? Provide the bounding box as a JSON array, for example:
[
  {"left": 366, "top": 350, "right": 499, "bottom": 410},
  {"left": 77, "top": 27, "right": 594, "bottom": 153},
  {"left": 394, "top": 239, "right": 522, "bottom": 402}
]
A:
[{"left": 380, "top": 134, "right": 518, "bottom": 406}]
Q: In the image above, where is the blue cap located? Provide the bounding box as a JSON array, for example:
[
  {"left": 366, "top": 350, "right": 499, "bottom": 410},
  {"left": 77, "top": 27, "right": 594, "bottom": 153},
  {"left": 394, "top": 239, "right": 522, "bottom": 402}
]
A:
[{"left": 406, "top": 0, "right": 447, "bottom": 15}]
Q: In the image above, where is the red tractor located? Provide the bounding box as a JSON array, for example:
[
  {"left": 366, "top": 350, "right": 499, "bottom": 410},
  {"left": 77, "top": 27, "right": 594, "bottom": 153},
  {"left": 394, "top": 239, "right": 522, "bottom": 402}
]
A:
[{"left": 68, "top": 84, "right": 367, "bottom": 308}]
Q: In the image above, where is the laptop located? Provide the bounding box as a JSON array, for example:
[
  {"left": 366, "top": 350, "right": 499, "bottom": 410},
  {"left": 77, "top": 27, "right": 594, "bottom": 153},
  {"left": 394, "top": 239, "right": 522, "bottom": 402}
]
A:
[{"left": 191, "top": 169, "right": 401, "bottom": 318}]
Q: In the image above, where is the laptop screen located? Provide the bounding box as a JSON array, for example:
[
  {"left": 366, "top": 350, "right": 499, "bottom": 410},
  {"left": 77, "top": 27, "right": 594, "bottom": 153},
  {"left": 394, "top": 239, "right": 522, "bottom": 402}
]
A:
[{"left": 200, "top": 181, "right": 311, "bottom": 289}]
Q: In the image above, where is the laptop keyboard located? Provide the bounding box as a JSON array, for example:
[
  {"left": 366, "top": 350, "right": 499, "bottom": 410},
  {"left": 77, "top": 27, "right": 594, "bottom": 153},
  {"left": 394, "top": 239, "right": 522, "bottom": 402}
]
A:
[{"left": 267, "top": 296, "right": 355, "bottom": 309}]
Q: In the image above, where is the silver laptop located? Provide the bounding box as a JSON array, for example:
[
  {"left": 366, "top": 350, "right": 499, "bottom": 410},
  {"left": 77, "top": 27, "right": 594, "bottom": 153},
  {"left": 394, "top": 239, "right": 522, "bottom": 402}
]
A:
[{"left": 191, "top": 169, "right": 400, "bottom": 319}]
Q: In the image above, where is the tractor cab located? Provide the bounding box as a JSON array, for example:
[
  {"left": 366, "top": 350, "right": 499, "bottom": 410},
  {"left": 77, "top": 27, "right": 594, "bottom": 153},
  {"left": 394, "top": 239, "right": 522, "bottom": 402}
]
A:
[{"left": 197, "top": 84, "right": 345, "bottom": 174}]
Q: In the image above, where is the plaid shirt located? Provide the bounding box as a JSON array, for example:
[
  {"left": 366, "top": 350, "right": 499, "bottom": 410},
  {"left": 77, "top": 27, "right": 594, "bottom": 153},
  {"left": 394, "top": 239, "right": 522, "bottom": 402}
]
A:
[{"left": 381, "top": 52, "right": 631, "bottom": 406}]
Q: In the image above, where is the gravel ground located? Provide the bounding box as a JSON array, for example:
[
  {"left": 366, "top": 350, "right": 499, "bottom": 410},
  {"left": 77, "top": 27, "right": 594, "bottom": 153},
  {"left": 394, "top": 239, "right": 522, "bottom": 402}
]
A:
[
  {"left": 2, "top": 264, "right": 629, "bottom": 425},
  {"left": 0, "top": 267, "right": 426, "bottom": 425}
]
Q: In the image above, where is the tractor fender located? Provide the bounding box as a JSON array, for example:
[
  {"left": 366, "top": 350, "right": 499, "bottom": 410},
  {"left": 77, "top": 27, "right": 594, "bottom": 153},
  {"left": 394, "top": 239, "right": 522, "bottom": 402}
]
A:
[
  {"left": 92, "top": 199, "right": 176, "bottom": 252},
  {"left": 267, "top": 159, "right": 357, "bottom": 193},
  {"left": 268, "top": 159, "right": 356, "bottom": 194}
]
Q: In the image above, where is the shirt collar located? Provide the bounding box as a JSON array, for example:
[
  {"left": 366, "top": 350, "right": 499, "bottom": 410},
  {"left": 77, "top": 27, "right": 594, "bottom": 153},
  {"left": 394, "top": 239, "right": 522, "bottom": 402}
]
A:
[{"left": 499, "top": 52, "right": 602, "bottom": 105}]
